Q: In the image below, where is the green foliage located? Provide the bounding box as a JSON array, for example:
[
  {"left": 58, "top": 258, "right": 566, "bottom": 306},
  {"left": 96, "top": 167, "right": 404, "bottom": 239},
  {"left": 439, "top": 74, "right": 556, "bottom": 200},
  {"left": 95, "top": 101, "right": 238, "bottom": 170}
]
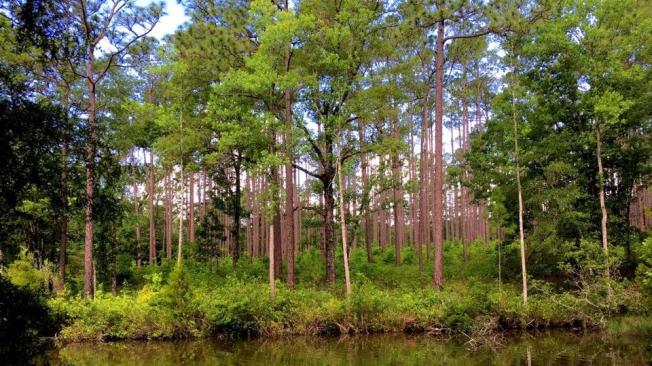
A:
[
  {"left": 48, "top": 256, "right": 647, "bottom": 342},
  {"left": 636, "top": 236, "right": 652, "bottom": 293},
  {"left": 296, "top": 248, "right": 325, "bottom": 286},
  {"left": 3, "top": 246, "right": 55, "bottom": 292},
  {"left": 561, "top": 239, "right": 623, "bottom": 284},
  {"left": 155, "top": 265, "right": 194, "bottom": 319}
]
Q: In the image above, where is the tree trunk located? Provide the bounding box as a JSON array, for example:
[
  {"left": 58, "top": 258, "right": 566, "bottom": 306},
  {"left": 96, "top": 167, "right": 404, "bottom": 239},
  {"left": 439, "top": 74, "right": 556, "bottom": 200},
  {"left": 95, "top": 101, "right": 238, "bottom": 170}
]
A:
[
  {"left": 595, "top": 126, "right": 612, "bottom": 300},
  {"left": 111, "top": 223, "right": 118, "bottom": 296},
  {"left": 178, "top": 165, "right": 184, "bottom": 264},
  {"left": 268, "top": 224, "right": 275, "bottom": 300},
  {"left": 59, "top": 123, "right": 69, "bottom": 281},
  {"left": 461, "top": 83, "right": 469, "bottom": 262},
  {"left": 323, "top": 175, "right": 336, "bottom": 286},
  {"left": 148, "top": 150, "right": 156, "bottom": 265},
  {"left": 83, "top": 48, "right": 97, "bottom": 299},
  {"left": 165, "top": 169, "right": 172, "bottom": 258},
  {"left": 189, "top": 171, "right": 195, "bottom": 242},
  {"left": 432, "top": 20, "right": 445, "bottom": 290},
  {"left": 359, "top": 122, "right": 373, "bottom": 263},
  {"left": 294, "top": 169, "right": 301, "bottom": 256},
  {"left": 337, "top": 156, "right": 352, "bottom": 296},
  {"left": 132, "top": 150, "right": 142, "bottom": 267},
  {"left": 418, "top": 89, "right": 429, "bottom": 277},
  {"left": 271, "top": 166, "right": 282, "bottom": 279},
  {"left": 282, "top": 0, "right": 295, "bottom": 287},
  {"left": 232, "top": 162, "right": 242, "bottom": 267},
  {"left": 392, "top": 118, "right": 404, "bottom": 265},
  {"left": 512, "top": 73, "right": 528, "bottom": 304},
  {"left": 409, "top": 127, "right": 417, "bottom": 247}
]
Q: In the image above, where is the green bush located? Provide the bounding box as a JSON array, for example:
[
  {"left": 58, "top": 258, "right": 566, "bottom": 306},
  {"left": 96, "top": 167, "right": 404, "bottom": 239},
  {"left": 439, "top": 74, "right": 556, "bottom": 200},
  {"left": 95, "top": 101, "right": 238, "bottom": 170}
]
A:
[
  {"left": 636, "top": 236, "right": 652, "bottom": 293},
  {"left": 296, "top": 248, "right": 325, "bottom": 286},
  {"left": 44, "top": 243, "right": 647, "bottom": 342},
  {"left": 3, "top": 247, "right": 56, "bottom": 293}
]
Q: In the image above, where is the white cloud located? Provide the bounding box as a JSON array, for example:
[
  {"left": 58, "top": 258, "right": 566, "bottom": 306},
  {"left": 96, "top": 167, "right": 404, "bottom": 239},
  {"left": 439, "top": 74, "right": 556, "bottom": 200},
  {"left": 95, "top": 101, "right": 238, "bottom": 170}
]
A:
[{"left": 138, "top": 0, "right": 189, "bottom": 39}]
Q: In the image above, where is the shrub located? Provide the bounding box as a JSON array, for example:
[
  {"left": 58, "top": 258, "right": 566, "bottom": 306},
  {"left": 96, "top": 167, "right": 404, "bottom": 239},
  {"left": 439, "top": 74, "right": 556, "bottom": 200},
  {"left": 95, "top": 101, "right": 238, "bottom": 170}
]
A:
[
  {"left": 296, "top": 248, "right": 325, "bottom": 286},
  {"left": 3, "top": 247, "right": 55, "bottom": 293},
  {"left": 636, "top": 236, "right": 652, "bottom": 293}
]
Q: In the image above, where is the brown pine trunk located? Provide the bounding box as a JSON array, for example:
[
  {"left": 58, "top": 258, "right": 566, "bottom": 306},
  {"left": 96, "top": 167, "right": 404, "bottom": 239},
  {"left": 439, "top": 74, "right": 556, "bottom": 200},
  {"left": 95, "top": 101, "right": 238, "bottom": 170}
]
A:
[
  {"left": 409, "top": 128, "right": 417, "bottom": 247},
  {"left": 282, "top": 0, "right": 296, "bottom": 287},
  {"left": 132, "top": 151, "right": 142, "bottom": 266},
  {"left": 178, "top": 165, "right": 184, "bottom": 264},
  {"left": 372, "top": 194, "right": 379, "bottom": 246},
  {"left": 450, "top": 110, "right": 457, "bottom": 242},
  {"left": 427, "top": 125, "right": 434, "bottom": 260},
  {"left": 189, "top": 171, "right": 195, "bottom": 242},
  {"left": 432, "top": 20, "right": 445, "bottom": 290},
  {"left": 246, "top": 175, "right": 253, "bottom": 261},
  {"left": 83, "top": 47, "right": 97, "bottom": 298},
  {"left": 461, "top": 81, "right": 469, "bottom": 262},
  {"left": 268, "top": 224, "right": 275, "bottom": 299},
  {"left": 379, "top": 192, "right": 387, "bottom": 250},
  {"left": 111, "top": 223, "right": 118, "bottom": 296},
  {"left": 231, "top": 163, "right": 242, "bottom": 267},
  {"left": 148, "top": 150, "right": 156, "bottom": 264},
  {"left": 165, "top": 169, "right": 172, "bottom": 258},
  {"left": 359, "top": 122, "right": 373, "bottom": 262},
  {"left": 392, "top": 119, "right": 404, "bottom": 265},
  {"left": 324, "top": 178, "right": 336, "bottom": 286},
  {"left": 272, "top": 168, "right": 282, "bottom": 279},
  {"left": 253, "top": 176, "right": 261, "bottom": 258},
  {"left": 294, "top": 169, "right": 301, "bottom": 256},
  {"left": 418, "top": 90, "right": 430, "bottom": 276},
  {"left": 59, "top": 123, "right": 69, "bottom": 281}
]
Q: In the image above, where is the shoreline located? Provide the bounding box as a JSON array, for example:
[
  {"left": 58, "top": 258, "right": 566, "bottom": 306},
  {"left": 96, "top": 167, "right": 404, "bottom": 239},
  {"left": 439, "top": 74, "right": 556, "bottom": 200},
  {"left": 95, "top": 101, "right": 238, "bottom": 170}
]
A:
[{"left": 49, "top": 314, "right": 609, "bottom": 345}]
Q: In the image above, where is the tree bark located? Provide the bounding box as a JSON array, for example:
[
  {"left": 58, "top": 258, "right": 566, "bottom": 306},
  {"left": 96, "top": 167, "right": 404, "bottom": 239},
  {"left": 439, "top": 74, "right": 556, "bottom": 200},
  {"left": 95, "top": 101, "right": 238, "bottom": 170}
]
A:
[
  {"left": 59, "top": 119, "right": 69, "bottom": 281},
  {"left": 595, "top": 126, "right": 612, "bottom": 300},
  {"left": 111, "top": 223, "right": 118, "bottom": 296},
  {"left": 83, "top": 46, "right": 97, "bottom": 298},
  {"left": 148, "top": 150, "right": 156, "bottom": 264},
  {"left": 268, "top": 224, "right": 275, "bottom": 300},
  {"left": 231, "top": 162, "right": 242, "bottom": 267},
  {"left": 132, "top": 150, "right": 142, "bottom": 267},
  {"left": 271, "top": 166, "right": 282, "bottom": 279},
  {"left": 337, "top": 155, "right": 352, "bottom": 296},
  {"left": 282, "top": 0, "right": 296, "bottom": 287},
  {"left": 392, "top": 117, "right": 404, "bottom": 265},
  {"left": 359, "top": 122, "right": 373, "bottom": 262},
  {"left": 178, "top": 166, "right": 184, "bottom": 264},
  {"left": 165, "top": 169, "right": 172, "bottom": 258},
  {"left": 512, "top": 73, "right": 528, "bottom": 304},
  {"left": 189, "top": 171, "right": 195, "bottom": 243},
  {"left": 323, "top": 176, "right": 336, "bottom": 286},
  {"left": 432, "top": 20, "right": 445, "bottom": 290},
  {"left": 418, "top": 90, "right": 430, "bottom": 277},
  {"left": 461, "top": 81, "right": 469, "bottom": 262}
]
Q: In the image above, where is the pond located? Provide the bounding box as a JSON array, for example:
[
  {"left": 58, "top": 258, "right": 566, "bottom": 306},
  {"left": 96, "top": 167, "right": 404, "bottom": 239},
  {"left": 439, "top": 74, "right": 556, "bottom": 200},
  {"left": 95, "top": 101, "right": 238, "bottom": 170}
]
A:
[{"left": 35, "top": 330, "right": 651, "bottom": 365}]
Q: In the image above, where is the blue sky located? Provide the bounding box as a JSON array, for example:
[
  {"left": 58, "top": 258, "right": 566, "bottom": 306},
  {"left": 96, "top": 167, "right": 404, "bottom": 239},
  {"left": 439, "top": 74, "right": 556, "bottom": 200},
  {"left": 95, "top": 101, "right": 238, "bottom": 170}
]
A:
[{"left": 139, "top": 0, "right": 189, "bottom": 39}]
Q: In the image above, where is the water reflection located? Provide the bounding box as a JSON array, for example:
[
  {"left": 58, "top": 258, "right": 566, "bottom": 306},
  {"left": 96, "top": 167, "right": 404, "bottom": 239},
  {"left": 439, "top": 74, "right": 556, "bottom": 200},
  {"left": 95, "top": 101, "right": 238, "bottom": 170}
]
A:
[{"left": 38, "top": 331, "right": 651, "bottom": 365}]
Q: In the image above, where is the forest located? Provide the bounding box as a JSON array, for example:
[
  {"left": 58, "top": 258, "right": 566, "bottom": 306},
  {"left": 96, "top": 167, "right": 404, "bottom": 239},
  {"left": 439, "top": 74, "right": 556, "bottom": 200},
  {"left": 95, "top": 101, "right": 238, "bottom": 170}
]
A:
[{"left": 0, "top": 0, "right": 651, "bottom": 362}]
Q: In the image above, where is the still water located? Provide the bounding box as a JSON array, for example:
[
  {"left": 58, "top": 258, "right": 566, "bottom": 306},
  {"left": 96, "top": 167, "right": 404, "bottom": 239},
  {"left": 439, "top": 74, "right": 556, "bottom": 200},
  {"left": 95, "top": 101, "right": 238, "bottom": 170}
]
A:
[{"left": 37, "top": 331, "right": 651, "bottom": 365}]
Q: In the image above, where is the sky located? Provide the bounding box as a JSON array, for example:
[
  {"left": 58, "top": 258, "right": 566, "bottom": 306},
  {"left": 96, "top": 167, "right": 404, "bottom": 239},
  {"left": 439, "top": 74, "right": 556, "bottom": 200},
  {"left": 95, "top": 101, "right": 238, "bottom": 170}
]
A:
[{"left": 139, "top": 0, "right": 189, "bottom": 39}]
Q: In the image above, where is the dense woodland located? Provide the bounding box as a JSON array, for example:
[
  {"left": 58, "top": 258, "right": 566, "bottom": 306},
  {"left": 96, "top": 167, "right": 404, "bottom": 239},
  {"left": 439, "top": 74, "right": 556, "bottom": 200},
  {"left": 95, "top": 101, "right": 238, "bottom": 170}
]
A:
[{"left": 1, "top": 0, "right": 652, "bottom": 353}]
